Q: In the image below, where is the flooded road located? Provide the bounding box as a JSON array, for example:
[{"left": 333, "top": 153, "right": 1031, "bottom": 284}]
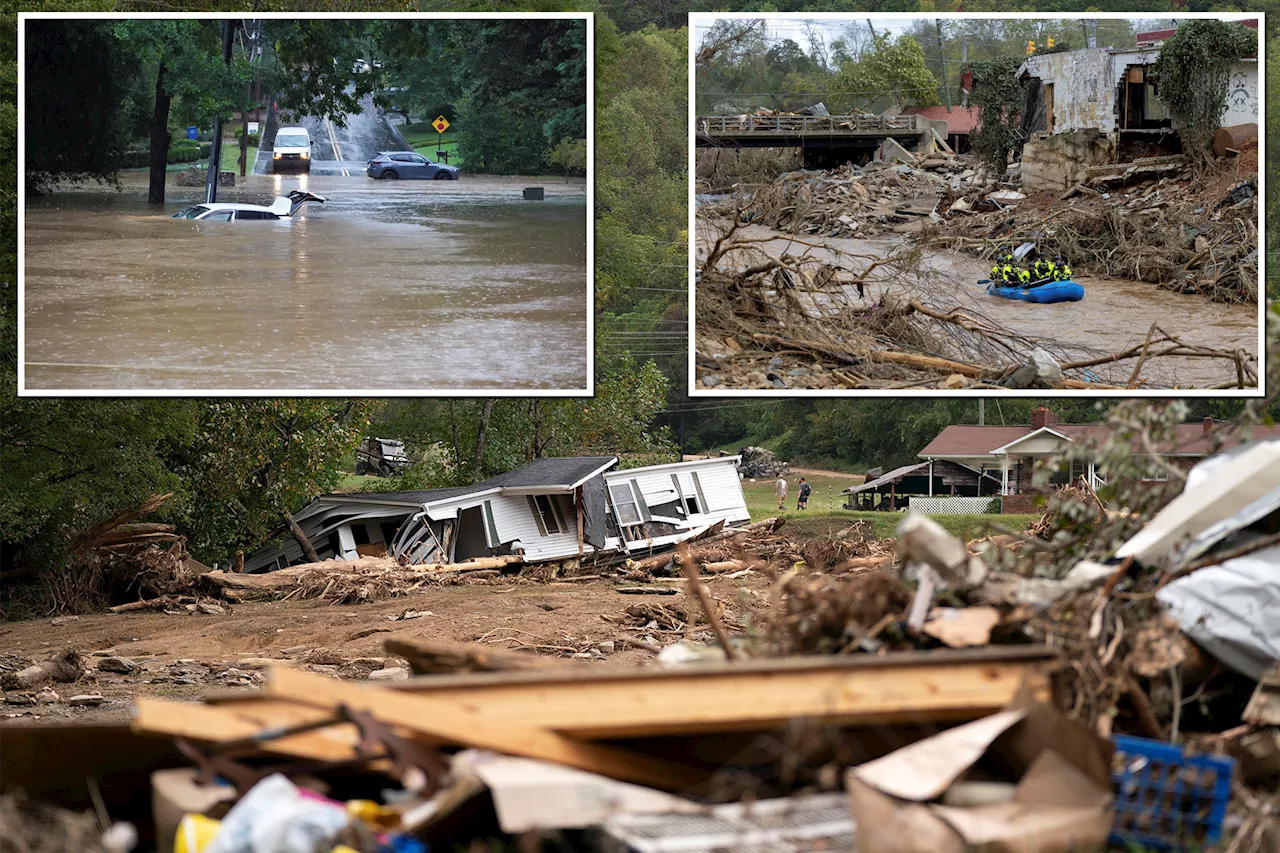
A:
[
  {"left": 24, "top": 173, "right": 588, "bottom": 391},
  {"left": 702, "top": 225, "right": 1259, "bottom": 390}
]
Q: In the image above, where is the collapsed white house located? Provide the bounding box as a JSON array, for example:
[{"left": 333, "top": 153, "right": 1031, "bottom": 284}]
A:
[{"left": 244, "top": 456, "right": 750, "bottom": 573}]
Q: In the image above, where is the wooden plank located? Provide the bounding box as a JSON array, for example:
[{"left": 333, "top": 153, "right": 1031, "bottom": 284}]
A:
[
  {"left": 213, "top": 648, "right": 1053, "bottom": 740},
  {"left": 265, "top": 668, "right": 710, "bottom": 791},
  {"left": 132, "top": 698, "right": 362, "bottom": 762}
]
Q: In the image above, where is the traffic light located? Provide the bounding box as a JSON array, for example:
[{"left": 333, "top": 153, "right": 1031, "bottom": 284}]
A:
[
  {"left": 1046, "top": 36, "right": 1055, "bottom": 49},
  {"left": 1026, "top": 40, "right": 1036, "bottom": 55}
]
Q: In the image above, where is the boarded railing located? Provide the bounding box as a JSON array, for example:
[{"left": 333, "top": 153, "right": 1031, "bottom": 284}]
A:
[{"left": 697, "top": 114, "right": 922, "bottom": 135}]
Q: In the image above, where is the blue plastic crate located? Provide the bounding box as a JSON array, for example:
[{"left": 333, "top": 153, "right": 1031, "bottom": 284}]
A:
[{"left": 1109, "top": 734, "right": 1235, "bottom": 851}]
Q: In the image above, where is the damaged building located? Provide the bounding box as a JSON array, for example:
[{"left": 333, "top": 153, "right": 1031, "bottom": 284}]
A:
[
  {"left": 244, "top": 456, "right": 750, "bottom": 572},
  {"left": 1016, "top": 21, "right": 1258, "bottom": 191}
]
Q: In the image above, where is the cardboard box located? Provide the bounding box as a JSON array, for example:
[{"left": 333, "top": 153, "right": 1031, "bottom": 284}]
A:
[{"left": 846, "top": 701, "right": 1114, "bottom": 853}]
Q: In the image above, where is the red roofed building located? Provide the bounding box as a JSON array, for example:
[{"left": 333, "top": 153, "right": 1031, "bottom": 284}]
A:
[
  {"left": 899, "top": 105, "right": 981, "bottom": 154},
  {"left": 918, "top": 407, "right": 1280, "bottom": 505},
  {"left": 1136, "top": 19, "right": 1257, "bottom": 47}
]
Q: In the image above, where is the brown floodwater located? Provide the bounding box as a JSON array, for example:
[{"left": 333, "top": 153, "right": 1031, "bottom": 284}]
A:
[
  {"left": 703, "top": 225, "right": 1260, "bottom": 390},
  {"left": 24, "top": 174, "right": 588, "bottom": 391}
]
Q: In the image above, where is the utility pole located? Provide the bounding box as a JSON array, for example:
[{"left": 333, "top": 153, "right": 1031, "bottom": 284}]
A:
[
  {"left": 866, "top": 19, "right": 876, "bottom": 40},
  {"left": 936, "top": 20, "right": 952, "bottom": 113},
  {"left": 205, "top": 19, "right": 235, "bottom": 204},
  {"left": 978, "top": 399, "right": 985, "bottom": 426},
  {"left": 238, "top": 19, "right": 260, "bottom": 178}
]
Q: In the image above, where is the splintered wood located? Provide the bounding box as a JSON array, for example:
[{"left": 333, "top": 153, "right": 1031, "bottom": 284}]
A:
[{"left": 132, "top": 644, "right": 1055, "bottom": 791}]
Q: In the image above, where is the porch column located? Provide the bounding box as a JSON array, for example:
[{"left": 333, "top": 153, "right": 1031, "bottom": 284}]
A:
[
  {"left": 928, "top": 460, "right": 934, "bottom": 497},
  {"left": 1001, "top": 455, "right": 1010, "bottom": 495},
  {"left": 1087, "top": 461, "right": 1096, "bottom": 491}
]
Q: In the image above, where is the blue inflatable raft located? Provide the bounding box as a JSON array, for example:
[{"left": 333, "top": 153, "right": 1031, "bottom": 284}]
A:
[{"left": 983, "top": 279, "right": 1085, "bottom": 304}]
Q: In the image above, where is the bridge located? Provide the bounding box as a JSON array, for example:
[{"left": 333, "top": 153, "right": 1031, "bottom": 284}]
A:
[{"left": 695, "top": 113, "right": 932, "bottom": 168}]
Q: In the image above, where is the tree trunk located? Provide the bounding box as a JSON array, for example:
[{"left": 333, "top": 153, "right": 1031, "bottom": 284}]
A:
[
  {"left": 473, "top": 399, "right": 494, "bottom": 475},
  {"left": 148, "top": 62, "right": 171, "bottom": 205},
  {"left": 283, "top": 511, "right": 321, "bottom": 563}
]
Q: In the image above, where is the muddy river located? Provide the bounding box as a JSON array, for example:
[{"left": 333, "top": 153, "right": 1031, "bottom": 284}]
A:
[
  {"left": 701, "top": 225, "right": 1260, "bottom": 390},
  {"left": 23, "top": 173, "right": 588, "bottom": 392}
]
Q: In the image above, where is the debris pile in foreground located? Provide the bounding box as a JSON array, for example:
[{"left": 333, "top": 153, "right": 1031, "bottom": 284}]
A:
[{"left": 3, "top": 440, "right": 1277, "bottom": 853}]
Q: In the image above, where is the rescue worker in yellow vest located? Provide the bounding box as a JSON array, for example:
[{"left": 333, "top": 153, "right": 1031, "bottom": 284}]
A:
[
  {"left": 1015, "top": 265, "right": 1033, "bottom": 285},
  {"left": 1053, "top": 256, "right": 1073, "bottom": 281},
  {"left": 991, "top": 248, "right": 1016, "bottom": 283},
  {"left": 1032, "top": 256, "right": 1052, "bottom": 282}
]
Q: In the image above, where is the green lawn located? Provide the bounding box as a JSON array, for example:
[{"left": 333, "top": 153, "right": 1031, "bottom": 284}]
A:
[
  {"left": 401, "top": 122, "right": 460, "bottom": 165},
  {"left": 739, "top": 473, "right": 1036, "bottom": 541}
]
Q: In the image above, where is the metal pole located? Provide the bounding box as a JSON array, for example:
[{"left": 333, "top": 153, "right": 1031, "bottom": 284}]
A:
[
  {"left": 936, "top": 20, "right": 952, "bottom": 113},
  {"left": 205, "top": 19, "right": 235, "bottom": 204},
  {"left": 978, "top": 398, "right": 985, "bottom": 426}
]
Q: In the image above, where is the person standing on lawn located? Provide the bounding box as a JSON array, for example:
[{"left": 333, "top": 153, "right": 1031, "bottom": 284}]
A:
[
  {"left": 774, "top": 474, "right": 788, "bottom": 511},
  {"left": 797, "top": 477, "right": 811, "bottom": 510}
]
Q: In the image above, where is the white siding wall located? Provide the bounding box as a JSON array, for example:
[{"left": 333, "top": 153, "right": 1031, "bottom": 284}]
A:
[
  {"left": 488, "top": 493, "right": 583, "bottom": 561},
  {"left": 608, "top": 460, "right": 750, "bottom": 527}
]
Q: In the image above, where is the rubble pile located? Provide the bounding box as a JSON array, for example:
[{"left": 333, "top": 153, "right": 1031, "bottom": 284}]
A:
[
  {"left": 735, "top": 445, "right": 788, "bottom": 478},
  {"left": 730, "top": 157, "right": 1000, "bottom": 239},
  {"left": 3, "top": 441, "right": 1276, "bottom": 853},
  {"left": 941, "top": 146, "right": 1260, "bottom": 305}
]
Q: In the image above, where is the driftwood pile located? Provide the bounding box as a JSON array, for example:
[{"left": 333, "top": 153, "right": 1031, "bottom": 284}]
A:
[
  {"left": 695, "top": 216, "right": 1258, "bottom": 391},
  {"left": 731, "top": 161, "right": 995, "bottom": 239}
]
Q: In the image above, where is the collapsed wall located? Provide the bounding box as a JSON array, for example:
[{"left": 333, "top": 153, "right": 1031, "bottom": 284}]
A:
[{"left": 1020, "top": 130, "right": 1115, "bottom": 192}]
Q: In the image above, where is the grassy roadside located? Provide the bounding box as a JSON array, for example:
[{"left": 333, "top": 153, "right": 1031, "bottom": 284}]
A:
[
  {"left": 120, "top": 146, "right": 259, "bottom": 174},
  {"left": 740, "top": 473, "right": 1036, "bottom": 540},
  {"left": 401, "top": 122, "right": 460, "bottom": 165}
]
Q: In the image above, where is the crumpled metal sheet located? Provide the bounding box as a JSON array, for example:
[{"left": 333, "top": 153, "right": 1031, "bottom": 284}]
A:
[{"left": 1156, "top": 543, "right": 1280, "bottom": 680}]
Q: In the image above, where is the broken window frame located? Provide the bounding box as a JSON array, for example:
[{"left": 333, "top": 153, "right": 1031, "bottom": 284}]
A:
[
  {"left": 528, "top": 494, "right": 565, "bottom": 536},
  {"left": 671, "top": 472, "right": 709, "bottom": 517},
  {"left": 609, "top": 481, "right": 644, "bottom": 526}
]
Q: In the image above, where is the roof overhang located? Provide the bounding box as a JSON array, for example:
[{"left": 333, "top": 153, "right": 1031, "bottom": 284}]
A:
[
  {"left": 611, "top": 456, "right": 741, "bottom": 477},
  {"left": 991, "top": 426, "right": 1073, "bottom": 456}
]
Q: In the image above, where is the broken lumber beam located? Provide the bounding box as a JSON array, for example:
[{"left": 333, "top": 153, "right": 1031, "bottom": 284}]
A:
[
  {"left": 384, "top": 636, "right": 566, "bottom": 676},
  {"left": 132, "top": 697, "right": 373, "bottom": 764},
  {"left": 265, "top": 668, "right": 710, "bottom": 790},
  {"left": 213, "top": 646, "right": 1055, "bottom": 741},
  {"left": 616, "top": 586, "right": 679, "bottom": 595}
]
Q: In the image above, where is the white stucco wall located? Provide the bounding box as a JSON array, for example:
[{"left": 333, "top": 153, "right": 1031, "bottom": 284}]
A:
[
  {"left": 1023, "top": 48, "right": 1118, "bottom": 133},
  {"left": 1026, "top": 47, "right": 1259, "bottom": 135},
  {"left": 1221, "top": 59, "right": 1259, "bottom": 126}
]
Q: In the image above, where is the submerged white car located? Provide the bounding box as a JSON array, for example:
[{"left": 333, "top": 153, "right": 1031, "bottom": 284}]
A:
[{"left": 172, "top": 190, "right": 326, "bottom": 221}]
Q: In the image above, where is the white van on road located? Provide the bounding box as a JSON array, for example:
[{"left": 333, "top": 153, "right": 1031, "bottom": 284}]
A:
[{"left": 273, "top": 126, "right": 312, "bottom": 173}]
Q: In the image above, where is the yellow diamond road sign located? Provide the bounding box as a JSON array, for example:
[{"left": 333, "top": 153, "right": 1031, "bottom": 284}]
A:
[{"left": 432, "top": 115, "right": 450, "bottom": 134}]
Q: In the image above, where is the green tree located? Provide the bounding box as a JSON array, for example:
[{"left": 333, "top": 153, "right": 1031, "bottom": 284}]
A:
[
  {"left": 834, "top": 33, "right": 939, "bottom": 112},
  {"left": 968, "top": 54, "right": 1031, "bottom": 170},
  {"left": 112, "top": 19, "right": 248, "bottom": 203},
  {"left": 176, "top": 400, "right": 376, "bottom": 562}
]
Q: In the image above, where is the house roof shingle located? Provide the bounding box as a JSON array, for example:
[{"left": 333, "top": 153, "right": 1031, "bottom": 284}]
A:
[
  {"left": 328, "top": 457, "right": 620, "bottom": 507},
  {"left": 482, "top": 456, "right": 617, "bottom": 489},
  {"left": 920, "top": 423, "right": 1280, "bottom": 459}
]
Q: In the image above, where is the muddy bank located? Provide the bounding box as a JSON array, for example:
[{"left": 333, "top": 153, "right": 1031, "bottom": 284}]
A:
[{"left": 23, "top": 174, "right": 588, "bottom": 392}]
